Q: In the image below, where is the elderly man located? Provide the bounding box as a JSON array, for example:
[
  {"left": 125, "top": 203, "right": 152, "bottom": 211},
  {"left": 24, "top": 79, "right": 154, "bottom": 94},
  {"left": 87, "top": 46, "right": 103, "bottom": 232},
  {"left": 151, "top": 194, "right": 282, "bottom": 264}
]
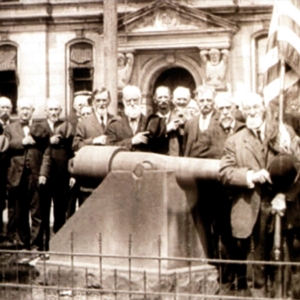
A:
[
  {"left": 69, "top": 91, "right": 92, "bottom": 129},
  {"left": 80, "top": 105, "right": 93, "bottom": 119},
  {"left": 0, "top": 97, "right": 12, "bottom": 241},
  {"left": 106, "top": 85, "right": 149, "bottom": 151},
  {"left": 219, "top": 93, "right": 300, "bottom": 295},
  {"left": 146, "top": 86, "right": 182, "bottom": 154},
  {"left": 183, "top": 85, "right": 219, "bottom": 158},
  {"left": 5, "top": 98, "right": 50, "bottom": 250},
  {"left": 73, "top": 88, "right": 116, "bottom": 152},
  {"left": 166, "top": 86, "right": 192, "bottom": 156},
  {"left": 39, "top": 99, "right": 74, "bottom": 251}
]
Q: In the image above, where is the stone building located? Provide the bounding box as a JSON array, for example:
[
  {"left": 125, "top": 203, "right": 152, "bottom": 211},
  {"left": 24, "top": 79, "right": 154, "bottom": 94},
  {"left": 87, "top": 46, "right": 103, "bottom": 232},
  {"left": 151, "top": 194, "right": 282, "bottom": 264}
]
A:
[{"left": 0, "top": 0, "right": 274, "bottom": 117}]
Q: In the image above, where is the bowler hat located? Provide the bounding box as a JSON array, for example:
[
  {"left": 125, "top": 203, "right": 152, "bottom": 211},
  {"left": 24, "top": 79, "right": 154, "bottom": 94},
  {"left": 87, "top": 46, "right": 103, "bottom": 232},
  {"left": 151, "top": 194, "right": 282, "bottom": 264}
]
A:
[{"left": 268, "top": 153, "right": 299, "bottom": 192}]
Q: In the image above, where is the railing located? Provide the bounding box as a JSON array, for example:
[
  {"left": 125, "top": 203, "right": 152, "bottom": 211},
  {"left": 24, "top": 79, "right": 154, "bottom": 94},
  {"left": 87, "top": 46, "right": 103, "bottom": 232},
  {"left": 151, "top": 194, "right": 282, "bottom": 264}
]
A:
[{"left": 0, "top": 233, "right": 299, "bottom": 300}]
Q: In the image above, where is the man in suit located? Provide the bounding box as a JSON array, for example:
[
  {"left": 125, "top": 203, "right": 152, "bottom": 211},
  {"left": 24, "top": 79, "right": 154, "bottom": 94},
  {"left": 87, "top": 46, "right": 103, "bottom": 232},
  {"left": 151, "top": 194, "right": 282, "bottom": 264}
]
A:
[
  {"left": 73, "top": 88, "right": 116, "bottom": 152},
  {"left": 5, "top": 98, "right": 51, "bottom": 250},
  {"left": 106, "top": 85, "right": 149, "bottom": 151},
  {"left": 0, "top": 97, "right": 12, "bottom": 241},
  {"left": 146, "top": 86, "right": 182, "bottom": 155},
  {"left": 68, "top": 91, "right": 92, "bottom": 130},
  {"left": 39, "top": 98, "right": 74, "bottom": 251},
  {"left": 219, "top": 92, "right": 300, "bottom": 295},
  {"left": 183, "top": 85, "right": 219, "bottom": 158},
  {"left": 167, "top": 86, "right": 192, "bottom": 156}
]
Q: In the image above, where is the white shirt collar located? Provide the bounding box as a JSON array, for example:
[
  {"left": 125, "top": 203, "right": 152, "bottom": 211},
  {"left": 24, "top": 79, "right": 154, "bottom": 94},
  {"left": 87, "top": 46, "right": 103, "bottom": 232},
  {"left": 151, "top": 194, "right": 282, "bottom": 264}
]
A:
[
  {"left": 156, "top": 111, "right": 171, "bottom": 119},
  {"left": 95, "top": 112, "right": 108, "bottom": 126}
]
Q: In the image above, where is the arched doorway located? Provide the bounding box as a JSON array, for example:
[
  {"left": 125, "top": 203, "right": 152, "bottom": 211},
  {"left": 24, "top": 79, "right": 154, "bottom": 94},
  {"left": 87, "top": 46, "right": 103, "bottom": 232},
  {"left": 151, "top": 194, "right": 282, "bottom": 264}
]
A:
[{"left": 153, "top": 67, "right": 196, "bottom": 97}]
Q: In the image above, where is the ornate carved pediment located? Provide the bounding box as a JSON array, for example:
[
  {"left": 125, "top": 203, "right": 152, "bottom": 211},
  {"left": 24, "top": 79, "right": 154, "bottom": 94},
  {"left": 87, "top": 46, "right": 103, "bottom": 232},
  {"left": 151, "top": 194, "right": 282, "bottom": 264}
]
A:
[{"left": 119, "top": 0, "right": 238, "bottom": 33}]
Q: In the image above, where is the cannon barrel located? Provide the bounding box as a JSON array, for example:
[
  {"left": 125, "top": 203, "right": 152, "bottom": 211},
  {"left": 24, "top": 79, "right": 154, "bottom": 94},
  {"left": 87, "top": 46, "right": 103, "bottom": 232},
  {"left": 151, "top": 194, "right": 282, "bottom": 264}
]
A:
[{"left": 70, "top": 146, "right": 220, "bottom": 183}]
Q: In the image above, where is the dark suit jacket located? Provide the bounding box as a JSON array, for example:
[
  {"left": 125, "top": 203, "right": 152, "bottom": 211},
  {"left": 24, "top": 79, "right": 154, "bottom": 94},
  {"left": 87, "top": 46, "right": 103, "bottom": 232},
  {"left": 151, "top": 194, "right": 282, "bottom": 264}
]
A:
[
  {"left": 146, "top": 114, "right": 170, "bottom": 155},
  {"left": 41, "top": 119, "right": 74, "bottom": 179},
  {"left": 219, "top": 123, "right": 300, "bottom": 238},
  {"left": 5, "top": 120, "right": 51, "bottom": 188},
  {"left": 183, "top": 111, "right": 219, "bottom": 158},
  {"left": 72, "top": 112, "right": 116, "bottom": 152},
  {"left": 106, "top": 114, "right": 149, "bottom": 151}
]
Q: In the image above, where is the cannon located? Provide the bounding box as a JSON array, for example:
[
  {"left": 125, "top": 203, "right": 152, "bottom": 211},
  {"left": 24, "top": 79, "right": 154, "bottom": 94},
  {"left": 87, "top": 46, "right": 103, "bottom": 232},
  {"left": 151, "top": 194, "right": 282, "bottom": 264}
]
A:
[{"left": 46, "top": 146, "right": 221, "bottom": 295}]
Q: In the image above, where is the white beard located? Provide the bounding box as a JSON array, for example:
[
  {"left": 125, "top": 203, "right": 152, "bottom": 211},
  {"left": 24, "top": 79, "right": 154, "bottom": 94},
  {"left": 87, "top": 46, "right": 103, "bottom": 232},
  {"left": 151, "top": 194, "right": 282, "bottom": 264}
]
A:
[
  {"left": 246, "top": 116, "right": 263, "bottom": 129},
  {"left": 125, "top": 105, "right": 141, "bottom": 119},
  {"left": 220, "top": 116, "right": 234, "bottom": 128}
]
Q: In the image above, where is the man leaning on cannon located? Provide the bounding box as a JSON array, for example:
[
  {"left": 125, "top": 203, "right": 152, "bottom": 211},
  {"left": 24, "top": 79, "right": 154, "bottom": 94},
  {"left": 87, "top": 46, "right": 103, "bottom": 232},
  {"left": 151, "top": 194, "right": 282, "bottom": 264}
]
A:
[{"left": 219, "top": 92, "right": 300, "bottom": 297}]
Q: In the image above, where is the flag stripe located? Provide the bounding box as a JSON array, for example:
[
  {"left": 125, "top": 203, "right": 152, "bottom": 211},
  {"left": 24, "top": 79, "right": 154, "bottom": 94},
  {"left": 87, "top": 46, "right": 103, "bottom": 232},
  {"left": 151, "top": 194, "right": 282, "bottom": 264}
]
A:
[{"left": 263, "top": 0, "right": 300, "bottom": 104}]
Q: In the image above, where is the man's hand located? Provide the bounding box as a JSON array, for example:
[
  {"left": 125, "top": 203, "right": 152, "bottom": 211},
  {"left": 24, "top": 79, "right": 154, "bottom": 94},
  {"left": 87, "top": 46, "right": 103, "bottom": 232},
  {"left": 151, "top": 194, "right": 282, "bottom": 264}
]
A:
[
  {"left": 271, "top": 193, "right": 286, "bottom": 216},
  {"left": 69, "top": 177, "right": 76, "bottom": 188},
  {"left": 166, "top": 119, "right": 181, "bottom": 133},
  {"left": 50, "top": 134, "right": 61, "bottom": 145},
  {"left": 22, "top": 135, "right": 36, "bottom": 145},
  {"left": 93, "top": 135, "right": 107, "bottom": 145},
  {"left": 132, "top": 131, "right": 149, "bottom": 145},
  {"left": 38, "top": 175, "right": 47, "bottom": 185},
  {"left": 252, "top": 169, "right": 272, "bottom": 184}
]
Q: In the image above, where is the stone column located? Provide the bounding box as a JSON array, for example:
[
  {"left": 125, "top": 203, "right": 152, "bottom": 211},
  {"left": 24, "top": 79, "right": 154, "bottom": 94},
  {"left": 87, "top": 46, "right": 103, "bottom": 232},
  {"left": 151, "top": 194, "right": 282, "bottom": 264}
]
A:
[{"left": 103, "top": 0, "right": 118, "bottom": 115}]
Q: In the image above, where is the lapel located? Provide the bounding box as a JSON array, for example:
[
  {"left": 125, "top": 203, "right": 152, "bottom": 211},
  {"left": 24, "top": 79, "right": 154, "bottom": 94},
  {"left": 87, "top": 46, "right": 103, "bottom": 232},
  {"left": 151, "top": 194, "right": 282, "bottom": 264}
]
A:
[
  {"left": 15, "top": 121, "right": 25, "bottom": 138},
  {"left": 90, "top": 113, "right": 103, "bottom": 134},
  {"left": 136, "top": 114, "right": 146, "bottom": 133},
  {"left": 243, "top": 128, "right": 266, "bottom": 168},
  {"left": 189, "top": 116, "right": 200, "bottom": 142},
  {"left": 123, "top": 116, "right": 134, "bottom": 135}
]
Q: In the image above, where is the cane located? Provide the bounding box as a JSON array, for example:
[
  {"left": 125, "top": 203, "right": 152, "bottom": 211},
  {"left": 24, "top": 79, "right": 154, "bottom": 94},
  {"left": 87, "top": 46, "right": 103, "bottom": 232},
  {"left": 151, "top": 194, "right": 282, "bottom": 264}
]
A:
[{"left": 274, "top": 213, "right": 281, "bottom": 261}]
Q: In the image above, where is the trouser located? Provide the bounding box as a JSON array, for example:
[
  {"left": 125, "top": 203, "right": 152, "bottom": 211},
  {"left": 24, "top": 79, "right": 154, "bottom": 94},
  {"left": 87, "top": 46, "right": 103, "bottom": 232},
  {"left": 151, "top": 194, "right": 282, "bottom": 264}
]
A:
[
  {"left": 39, "top": 174, "right": 69, "bottom": 251},
  {"left": 10, "top": 169, "right": 42, "bottom": 250}
]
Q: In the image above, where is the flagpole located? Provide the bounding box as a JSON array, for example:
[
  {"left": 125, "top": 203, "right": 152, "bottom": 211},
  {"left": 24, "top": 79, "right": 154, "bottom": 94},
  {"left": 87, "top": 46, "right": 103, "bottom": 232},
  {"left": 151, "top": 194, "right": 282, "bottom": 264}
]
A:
[{"left": 278, "top": 56, "right": 285, "bottom": 125}]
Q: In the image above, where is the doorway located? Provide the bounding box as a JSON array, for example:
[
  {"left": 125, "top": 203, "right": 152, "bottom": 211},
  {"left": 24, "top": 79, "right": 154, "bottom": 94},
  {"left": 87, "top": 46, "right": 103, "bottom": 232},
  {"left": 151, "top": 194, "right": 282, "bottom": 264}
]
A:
[{"left": 153, "top": 67, "right": 196, "bottom": 97}]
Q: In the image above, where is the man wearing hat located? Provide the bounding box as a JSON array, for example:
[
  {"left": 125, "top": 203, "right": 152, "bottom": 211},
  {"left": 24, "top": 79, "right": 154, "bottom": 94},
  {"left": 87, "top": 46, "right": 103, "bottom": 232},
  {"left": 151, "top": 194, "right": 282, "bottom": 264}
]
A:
[{"left": 219, "top": 92, "right": 300, "bottom": 296}]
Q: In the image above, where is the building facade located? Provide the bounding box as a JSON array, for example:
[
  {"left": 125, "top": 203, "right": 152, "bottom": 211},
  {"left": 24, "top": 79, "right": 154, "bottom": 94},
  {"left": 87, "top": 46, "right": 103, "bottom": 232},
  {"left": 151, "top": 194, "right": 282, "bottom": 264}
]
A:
[{"left": 0, "top": 0, "right": 274, "bottom": 117}]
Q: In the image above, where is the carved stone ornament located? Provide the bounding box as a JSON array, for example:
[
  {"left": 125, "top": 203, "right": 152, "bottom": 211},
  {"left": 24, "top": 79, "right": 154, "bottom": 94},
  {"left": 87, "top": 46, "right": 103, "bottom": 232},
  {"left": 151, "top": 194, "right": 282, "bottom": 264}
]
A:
[
  {"left": 200, "top": 48, "right": 229, "bottom": 91},
  {"left": 130, "top": 8, "right": 200, "bottom": 32},
  {"left": 117, "top": 52, "right": 134, "bottom": 90}
]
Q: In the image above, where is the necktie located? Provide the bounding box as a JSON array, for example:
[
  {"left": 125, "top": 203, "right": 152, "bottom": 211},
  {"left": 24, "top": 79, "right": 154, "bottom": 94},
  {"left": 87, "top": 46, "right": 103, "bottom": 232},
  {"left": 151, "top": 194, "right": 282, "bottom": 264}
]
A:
[
  {"left": 257, "top": 129, "right": 263, "bottom": 143},
  {"left": 100, "top": 116, "right": 105, "bottom": 132},
  {"left": 130, "top": 118, "right": 137, "bottom": 134}
]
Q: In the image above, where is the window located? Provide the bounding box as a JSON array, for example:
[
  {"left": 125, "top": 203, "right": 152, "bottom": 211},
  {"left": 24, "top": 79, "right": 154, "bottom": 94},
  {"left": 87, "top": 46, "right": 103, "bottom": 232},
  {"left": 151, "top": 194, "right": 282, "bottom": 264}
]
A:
[
  {"left": 0, "top": 44, "right": 18, "bottom": 114},
  {"left": 251, "top": 32, "right": 268, "bottom": 95},
  {"left": 69, "top": 42, "right": 93, "bottom": 96}
]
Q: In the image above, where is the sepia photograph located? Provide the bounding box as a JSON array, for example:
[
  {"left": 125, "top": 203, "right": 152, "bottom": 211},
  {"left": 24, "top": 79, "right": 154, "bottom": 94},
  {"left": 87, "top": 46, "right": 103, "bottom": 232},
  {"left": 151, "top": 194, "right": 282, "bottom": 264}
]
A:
[{"left": 0, "top": 0, "right": 299, "bottom": 299}]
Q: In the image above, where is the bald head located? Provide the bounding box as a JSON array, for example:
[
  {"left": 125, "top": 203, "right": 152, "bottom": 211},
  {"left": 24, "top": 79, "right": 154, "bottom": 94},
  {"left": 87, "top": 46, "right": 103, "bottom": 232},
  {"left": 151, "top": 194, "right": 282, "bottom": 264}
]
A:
[
  {"left": 173, "top": 87, "right": 191, "bottom": 108},
  {"left": 17, "top": 98, "right": 34, "bottom": 123},
  {"left": 46, "top": 98, "right": 62, "bottom": 122},
  {"left": 0, "top": 97, "right": 12, "bottom": 122}
]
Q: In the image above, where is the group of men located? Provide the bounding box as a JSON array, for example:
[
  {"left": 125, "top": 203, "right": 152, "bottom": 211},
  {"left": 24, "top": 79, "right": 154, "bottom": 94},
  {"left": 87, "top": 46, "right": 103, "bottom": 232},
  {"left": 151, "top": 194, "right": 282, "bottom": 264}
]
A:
[{"left": 0, "top": 82, "right": 299, "bottom": 297}]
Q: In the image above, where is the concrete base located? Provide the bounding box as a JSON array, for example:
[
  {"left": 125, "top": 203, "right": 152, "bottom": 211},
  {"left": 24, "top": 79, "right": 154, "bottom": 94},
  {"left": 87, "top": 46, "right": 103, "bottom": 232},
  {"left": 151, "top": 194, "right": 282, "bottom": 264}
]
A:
[
  {"left": 37, "top": 263, "right": 219, "bottom": 299},
  {"left": 45, "top": 169, "right": 218, "bottom": 296}
]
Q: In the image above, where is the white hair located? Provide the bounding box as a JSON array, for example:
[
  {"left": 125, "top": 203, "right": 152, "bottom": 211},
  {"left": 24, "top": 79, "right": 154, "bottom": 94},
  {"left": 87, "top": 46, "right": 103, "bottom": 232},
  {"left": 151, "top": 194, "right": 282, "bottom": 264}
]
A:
[
  {"left": 46, "top": 98, "right": 61, "bottom": 109},
  {"left": 0, "top": 96, "right": 12, "bottom": 107},
  {"left": 173, "top": 86, "right": 191, "bottom": 99},
  {"left": 17, "top": 98, "right": 34, "bottom": 109},
  {"left": 122, "top": 85, "right": 142, "bottom": 101},
  {"left": 240, "top": 92, "right": 264, "bottom": 108}
]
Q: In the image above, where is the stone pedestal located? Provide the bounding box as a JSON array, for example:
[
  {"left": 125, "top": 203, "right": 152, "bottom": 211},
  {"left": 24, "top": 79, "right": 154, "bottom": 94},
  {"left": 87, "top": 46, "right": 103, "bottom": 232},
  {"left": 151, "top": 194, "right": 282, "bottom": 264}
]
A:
[{"left": 42, "top": 169, "right": 218, "bottom": 296}]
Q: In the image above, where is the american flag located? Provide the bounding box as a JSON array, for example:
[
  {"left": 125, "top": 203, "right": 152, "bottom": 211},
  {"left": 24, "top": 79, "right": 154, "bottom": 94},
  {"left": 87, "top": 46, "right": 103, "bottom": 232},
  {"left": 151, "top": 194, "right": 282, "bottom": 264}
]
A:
[{"left": 263, "top": 0, "right": 300, "bottom": 106}]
